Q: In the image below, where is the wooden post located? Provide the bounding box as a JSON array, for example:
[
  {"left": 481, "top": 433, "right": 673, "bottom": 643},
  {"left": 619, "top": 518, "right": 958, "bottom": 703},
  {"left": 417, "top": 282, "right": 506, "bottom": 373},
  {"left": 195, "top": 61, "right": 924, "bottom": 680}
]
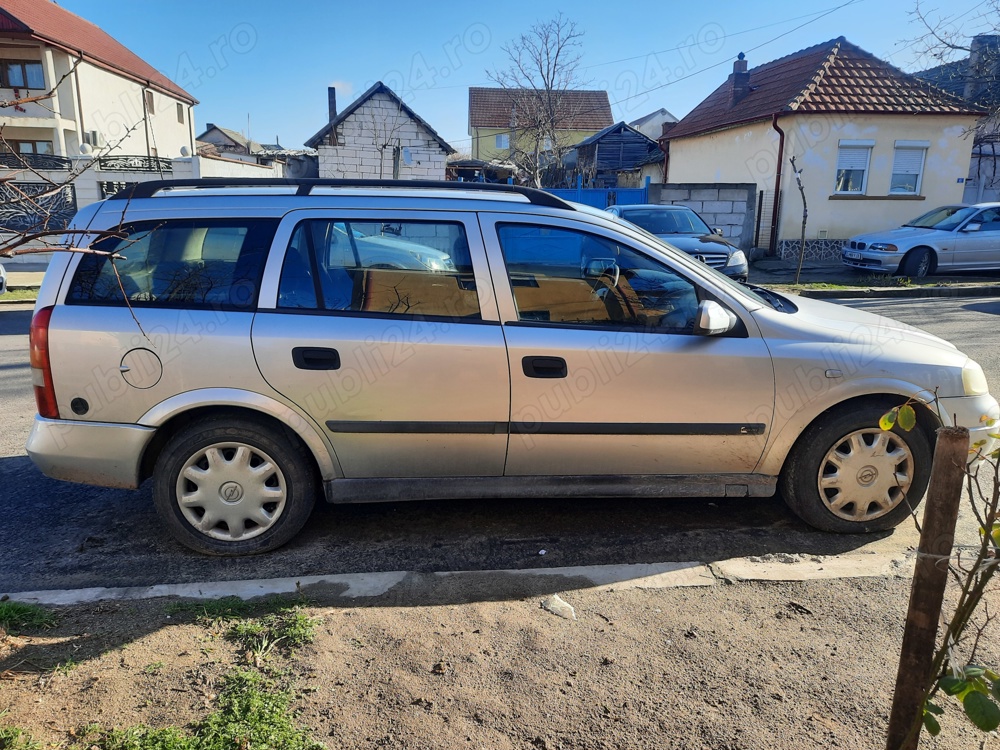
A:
[{"left": 885, "top": 426, "right": 969, "bottom": 750}]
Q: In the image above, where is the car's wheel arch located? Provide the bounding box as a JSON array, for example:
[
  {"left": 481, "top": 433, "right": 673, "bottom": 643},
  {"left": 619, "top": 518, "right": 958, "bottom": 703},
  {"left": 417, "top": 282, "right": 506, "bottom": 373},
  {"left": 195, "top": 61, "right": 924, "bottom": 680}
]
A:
[
  {"left": 756, "top": 387, "right": 942, "bottom": 477},
  {"left": 137, "top": 389, "right": 339, "bottom": 484},
  {"left": 899, "top": 245, "right": 938, "bottom": 275}
]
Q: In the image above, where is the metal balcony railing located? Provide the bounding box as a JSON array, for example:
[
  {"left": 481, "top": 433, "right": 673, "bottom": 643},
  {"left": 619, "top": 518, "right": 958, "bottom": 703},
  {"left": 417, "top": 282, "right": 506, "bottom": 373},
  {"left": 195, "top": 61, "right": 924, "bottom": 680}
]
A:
[
  {"left": 0, "top": 152, "right": 72, "bottom": 170},
  {"left": 97, "top": 155, "right": 174, "bottom": 173}
]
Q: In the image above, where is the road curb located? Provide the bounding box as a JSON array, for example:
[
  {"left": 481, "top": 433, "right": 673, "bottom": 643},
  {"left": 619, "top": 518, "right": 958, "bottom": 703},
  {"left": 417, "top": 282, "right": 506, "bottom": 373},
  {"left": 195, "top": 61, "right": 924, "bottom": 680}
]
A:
[
  {"left": 796, "top": 285, "right": 1000, "bottom": 300},
  {"left": 3, "top": 556, "right": 910, "bottom": 607}
]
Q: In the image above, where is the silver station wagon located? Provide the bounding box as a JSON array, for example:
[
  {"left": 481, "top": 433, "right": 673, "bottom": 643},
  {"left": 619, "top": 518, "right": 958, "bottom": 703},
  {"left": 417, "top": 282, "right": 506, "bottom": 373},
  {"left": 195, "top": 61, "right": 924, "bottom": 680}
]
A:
[{"left": 26, "top": 179, "right": 1000, "bottom": 555}]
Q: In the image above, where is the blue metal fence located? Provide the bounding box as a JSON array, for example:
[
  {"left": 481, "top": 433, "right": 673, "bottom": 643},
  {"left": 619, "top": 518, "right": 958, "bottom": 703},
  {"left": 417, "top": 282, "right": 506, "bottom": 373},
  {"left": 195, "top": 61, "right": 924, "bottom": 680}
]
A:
[{"left": 545, "top": 175, "right": 650, "bottom": 208}]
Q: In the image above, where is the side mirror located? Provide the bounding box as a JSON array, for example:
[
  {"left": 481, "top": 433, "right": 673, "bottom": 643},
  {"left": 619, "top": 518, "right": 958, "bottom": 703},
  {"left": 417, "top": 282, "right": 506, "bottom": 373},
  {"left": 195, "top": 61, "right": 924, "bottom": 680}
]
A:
[
  {"left": 584, "top": 258, "right": 620, "bottom": 286},
  {"left": 693, "top": 300, "right": 736, "bottom": 336},
  {"left": 713, "top": 227, "right": 724, "bottom": 236},
  {"left": 962, "top": 223, "right": 982, "bottom": 233}
]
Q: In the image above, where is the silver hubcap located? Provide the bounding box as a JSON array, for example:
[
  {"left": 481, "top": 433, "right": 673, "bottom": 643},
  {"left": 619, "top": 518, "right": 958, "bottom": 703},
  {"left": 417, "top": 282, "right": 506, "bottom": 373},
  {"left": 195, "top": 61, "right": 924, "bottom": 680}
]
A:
[
  {"left": 175, "top": 442, "right": 287, "bottom": 541},
  {"left": 817, "top": 428, "right": 914, "bottom": 522}
]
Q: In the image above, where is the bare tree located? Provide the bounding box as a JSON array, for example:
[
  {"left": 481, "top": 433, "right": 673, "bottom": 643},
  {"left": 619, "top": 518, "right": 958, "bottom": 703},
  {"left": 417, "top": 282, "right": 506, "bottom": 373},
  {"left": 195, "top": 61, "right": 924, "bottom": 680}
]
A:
[
  {"left": 909, "top": 2, "right": 1000, "bottom": 161},
  {"left": 488, "top": 14, "right": 587, "bottom": 188},
  {"left": 362, "top": 97, "right": 408, "bottom": 179}
]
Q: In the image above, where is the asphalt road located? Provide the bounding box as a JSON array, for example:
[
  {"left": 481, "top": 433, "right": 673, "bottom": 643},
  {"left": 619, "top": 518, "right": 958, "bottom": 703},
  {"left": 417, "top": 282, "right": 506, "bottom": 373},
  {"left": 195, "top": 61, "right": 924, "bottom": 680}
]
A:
[{"left": 1, "top": 297, "right": 998, "bottom": 595}]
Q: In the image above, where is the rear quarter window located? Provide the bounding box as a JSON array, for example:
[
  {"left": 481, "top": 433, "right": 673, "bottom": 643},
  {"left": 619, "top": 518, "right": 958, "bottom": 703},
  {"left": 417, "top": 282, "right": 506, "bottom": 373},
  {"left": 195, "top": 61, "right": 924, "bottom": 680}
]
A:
[{"left": 66, "top": 219, "right": 278, "bottom": 310}]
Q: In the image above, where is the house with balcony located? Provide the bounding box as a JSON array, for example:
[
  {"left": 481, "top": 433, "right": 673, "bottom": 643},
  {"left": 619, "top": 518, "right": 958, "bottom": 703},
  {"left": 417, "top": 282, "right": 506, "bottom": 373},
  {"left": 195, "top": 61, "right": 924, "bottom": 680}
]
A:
[{"left": 0, "top": 0, "right": 196, "bottom": 241}]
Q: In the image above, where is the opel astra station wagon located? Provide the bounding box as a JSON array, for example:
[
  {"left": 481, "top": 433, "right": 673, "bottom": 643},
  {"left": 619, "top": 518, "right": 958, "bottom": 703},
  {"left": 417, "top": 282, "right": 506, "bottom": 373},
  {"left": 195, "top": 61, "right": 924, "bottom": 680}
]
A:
[{"left": 26, "top": 179, "right": 1000, "bottom": 555}]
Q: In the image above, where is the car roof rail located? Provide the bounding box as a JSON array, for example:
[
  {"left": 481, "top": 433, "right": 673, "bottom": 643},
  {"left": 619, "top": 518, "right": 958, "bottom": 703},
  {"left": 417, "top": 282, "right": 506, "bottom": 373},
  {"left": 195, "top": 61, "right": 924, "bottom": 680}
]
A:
[{"left": 107, "top": 178, "right": 576, "bottom": 210}]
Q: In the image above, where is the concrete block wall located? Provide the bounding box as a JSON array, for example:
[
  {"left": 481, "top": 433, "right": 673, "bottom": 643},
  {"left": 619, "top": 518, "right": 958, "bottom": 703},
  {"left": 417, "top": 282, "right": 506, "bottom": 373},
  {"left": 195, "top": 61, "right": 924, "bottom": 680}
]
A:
[
  {"left": 648, "top": 182, "right": 757, "bottom": 251},
  {"left": 318, "top": 93, "right": 448, "bottom": 180}
]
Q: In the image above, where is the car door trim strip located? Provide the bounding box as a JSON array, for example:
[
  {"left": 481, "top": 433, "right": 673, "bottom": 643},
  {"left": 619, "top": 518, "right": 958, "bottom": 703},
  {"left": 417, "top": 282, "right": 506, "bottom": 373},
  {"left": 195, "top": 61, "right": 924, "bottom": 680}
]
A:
[{"left": 325, "top": 421, "right": 765, "bottom": 436}]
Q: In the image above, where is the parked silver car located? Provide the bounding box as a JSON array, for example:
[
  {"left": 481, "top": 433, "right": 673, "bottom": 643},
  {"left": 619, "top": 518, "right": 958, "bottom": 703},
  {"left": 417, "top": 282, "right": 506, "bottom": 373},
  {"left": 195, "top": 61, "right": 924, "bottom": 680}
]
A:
[
  {"left": 841, "top": 203, "right": 1000, "bottom": 277},
  {"left": 0, "top": 263, "right": 6, "bottom": 295},
  {"left": 25, "top": 179, "right": 999, "bottom": 555},
  {"left": 605, "top": 204, "right": 748, "bottom": 281}
]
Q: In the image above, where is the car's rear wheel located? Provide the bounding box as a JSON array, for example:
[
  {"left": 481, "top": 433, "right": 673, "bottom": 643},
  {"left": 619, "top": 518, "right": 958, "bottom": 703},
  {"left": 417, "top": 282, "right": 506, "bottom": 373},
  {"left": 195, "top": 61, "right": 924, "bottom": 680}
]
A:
[
  {"left": 899, "top": 247, "right": 933, "bottom": 278},
  {"left": 779, "top": 403, "right": 932, "bottom": 533},
  {"left": 153, "top": 416, "right": 317, "bottom": 555}
]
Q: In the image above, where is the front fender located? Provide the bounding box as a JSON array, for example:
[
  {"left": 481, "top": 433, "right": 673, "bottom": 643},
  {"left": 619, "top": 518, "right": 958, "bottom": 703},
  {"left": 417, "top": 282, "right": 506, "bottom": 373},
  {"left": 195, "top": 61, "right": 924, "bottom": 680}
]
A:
[
  {"left": 138, "top": 388, "right": 341, "bottom": 480},
  {"left": 755, "top": 376, "right": 944, "bottom": 476}
]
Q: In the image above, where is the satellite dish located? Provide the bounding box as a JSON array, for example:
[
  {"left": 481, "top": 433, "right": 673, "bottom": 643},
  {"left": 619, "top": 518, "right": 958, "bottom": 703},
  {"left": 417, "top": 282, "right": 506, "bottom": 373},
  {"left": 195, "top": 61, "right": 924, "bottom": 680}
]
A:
[
  {"left": 79, "top": 143, "right": 93, "bottom": 155},
  {"left": 402, "top": 147, "right": 413, "bottom": 165},
  {"left": 180, "top": 146, "right": 190, "bottom": 157}
]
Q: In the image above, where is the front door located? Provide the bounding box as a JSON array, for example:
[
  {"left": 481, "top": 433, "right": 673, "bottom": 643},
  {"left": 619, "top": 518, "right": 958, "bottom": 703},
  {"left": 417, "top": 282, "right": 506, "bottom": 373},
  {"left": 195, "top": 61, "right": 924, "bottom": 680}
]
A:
[
  {"left": 479, "top": 214, "right": 775, "bottom": 477},
  {"left": 953, "top": 207, "right": 1000, "bottom": 269},
  {"left": 253, "top": 210, "right": 510, "bottom": 479}
]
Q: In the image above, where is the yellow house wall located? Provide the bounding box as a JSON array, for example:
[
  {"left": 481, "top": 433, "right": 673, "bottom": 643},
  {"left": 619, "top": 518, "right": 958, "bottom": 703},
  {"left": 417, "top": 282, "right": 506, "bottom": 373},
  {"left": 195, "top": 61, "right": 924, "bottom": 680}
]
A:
[
  {"left": 472, "top": 126, "right": 601, "bottom": 161},
  {"left": 667, "top": 112, "right": 979, "bottom": 243}
]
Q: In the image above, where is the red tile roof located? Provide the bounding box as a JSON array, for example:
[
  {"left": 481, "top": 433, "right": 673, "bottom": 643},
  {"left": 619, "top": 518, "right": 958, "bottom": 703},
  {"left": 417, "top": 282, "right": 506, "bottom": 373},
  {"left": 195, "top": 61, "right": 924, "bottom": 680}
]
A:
[
  {"left": 667, "top": 37, "right": 981, "bottom": 140},
  {"left": 468, "top": 87, "right": 613, "bottom": 131},
  {"left": 0, "top": 0, "right": 195, "bottom": 103}
]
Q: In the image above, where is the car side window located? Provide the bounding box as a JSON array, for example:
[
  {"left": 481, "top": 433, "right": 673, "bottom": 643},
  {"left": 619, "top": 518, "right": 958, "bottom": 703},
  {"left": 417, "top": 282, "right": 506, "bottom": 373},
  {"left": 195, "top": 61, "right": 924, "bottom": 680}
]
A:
[
  {"left": 496, "top": 223, "right": 700, "bottom": 333},
  {"left": 974, "top": 208, "right": 1000, "bottom": 232},
  {"left": 277, "top": 219, "right": 481, "bottom": 319},
  {"left": 66, "top": 219, "right": 277, "bottom": 309}
]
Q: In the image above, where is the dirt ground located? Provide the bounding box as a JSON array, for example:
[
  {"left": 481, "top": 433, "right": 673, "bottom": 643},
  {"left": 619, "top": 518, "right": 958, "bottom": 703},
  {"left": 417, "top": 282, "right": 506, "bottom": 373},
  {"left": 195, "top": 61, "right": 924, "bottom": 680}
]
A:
[{"left": 2, "top": 576, "right": 999, "bottom": 750}]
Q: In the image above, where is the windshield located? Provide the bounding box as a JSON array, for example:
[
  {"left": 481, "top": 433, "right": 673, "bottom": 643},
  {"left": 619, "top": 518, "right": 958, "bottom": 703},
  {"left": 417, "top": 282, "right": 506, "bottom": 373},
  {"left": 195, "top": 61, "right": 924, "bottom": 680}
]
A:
[
  {"left": 621, "top": 207, "right": 711, "bottom": 236},
  {"left": 903, "top": 205, "right": 977, "bottom": 231}
]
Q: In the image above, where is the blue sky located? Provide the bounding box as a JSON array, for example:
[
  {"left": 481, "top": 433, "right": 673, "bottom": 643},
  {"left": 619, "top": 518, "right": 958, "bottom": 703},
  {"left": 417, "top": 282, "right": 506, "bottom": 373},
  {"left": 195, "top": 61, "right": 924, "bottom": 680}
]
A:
[{"left": 59, "top": 0, "right": 992, "bottom": 152}]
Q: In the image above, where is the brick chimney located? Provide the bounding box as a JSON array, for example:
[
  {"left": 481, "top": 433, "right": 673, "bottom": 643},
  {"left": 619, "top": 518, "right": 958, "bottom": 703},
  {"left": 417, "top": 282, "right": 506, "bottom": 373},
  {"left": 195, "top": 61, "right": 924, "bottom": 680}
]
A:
[
  {"left": 730, "top": 52, "right": 751, "bottom": 107},
  {"left": 966, "top": 35, "right": 1000, "bottom": 102},
  {"left": 328, "top": 87, "right": 337, "bottom": 122}
]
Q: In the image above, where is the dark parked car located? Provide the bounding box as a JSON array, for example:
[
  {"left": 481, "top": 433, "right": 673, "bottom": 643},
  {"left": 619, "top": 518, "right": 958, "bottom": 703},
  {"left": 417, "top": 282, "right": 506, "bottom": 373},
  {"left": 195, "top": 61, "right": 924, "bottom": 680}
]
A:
[{"left": 606, "top": 204, "right": 748, "bottom": 281}]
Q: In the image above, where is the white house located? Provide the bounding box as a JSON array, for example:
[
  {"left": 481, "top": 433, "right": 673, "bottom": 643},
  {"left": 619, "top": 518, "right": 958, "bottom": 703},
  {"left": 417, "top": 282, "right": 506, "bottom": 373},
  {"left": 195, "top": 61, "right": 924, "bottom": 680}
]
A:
[
  {"left": 0, "top": 0, "right": 197, "bottom": 241},
  {"left": 305, "top": 82, "right": 455, "bottom": 180}
]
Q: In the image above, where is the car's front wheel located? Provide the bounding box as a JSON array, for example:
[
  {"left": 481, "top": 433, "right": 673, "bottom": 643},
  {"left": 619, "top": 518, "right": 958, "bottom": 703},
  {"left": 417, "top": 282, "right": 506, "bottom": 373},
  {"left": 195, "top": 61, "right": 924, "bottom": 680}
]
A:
[
  {"left": 899, "top": 247, "right": 934, "bottom": 278},
  {"left": 153, "top": 416, "right": 317, "bottom": 555},
  {"left": 779, "top": 403, "right": 932, "bottom": 533}
]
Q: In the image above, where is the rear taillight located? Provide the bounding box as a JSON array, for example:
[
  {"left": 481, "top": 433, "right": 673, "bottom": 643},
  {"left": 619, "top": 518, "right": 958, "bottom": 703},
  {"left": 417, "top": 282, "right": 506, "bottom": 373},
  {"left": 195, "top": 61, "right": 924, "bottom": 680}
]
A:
[{"left": 29, "top": 305, "right": 59, "bottom": 419}]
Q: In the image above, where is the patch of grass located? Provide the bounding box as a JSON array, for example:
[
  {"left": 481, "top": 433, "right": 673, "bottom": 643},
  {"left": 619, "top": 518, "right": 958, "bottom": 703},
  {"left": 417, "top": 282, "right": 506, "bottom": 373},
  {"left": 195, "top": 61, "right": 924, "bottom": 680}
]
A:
[
  {"left": 164, "top": 597, "right": 250, "bottom": 624},
  {"left": 0, "top": 724, "right": 42, "bottom": 750},
  {"left": 0, "top": 601, "right": 56, "bottom": 634},
  {"left": 226, "top": 608, "right": 319, "bottom": 666},
  {"left": 0, "top": 288, "right": 39, "bottom": 302},
  {"left": 52, "top": 658, "right": 79, "bottom": 675},
  {"left": 142, "top": 661, "right": 166, "bottom": 675},
  {"left": 68, "top": 670, "right": 323, "bottom": 750}
]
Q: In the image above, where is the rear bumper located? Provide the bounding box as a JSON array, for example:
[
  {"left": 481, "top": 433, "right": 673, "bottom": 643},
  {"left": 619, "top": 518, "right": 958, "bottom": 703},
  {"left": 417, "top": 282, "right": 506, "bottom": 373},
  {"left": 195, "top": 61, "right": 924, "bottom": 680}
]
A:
[{"left": 26, "top": 416, "right": 156, "bottom": 489}]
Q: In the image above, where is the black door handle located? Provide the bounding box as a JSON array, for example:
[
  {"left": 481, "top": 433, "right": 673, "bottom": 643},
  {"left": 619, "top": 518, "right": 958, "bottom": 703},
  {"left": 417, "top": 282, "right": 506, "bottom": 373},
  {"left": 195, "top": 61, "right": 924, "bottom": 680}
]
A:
[
  {"left": 292, "top": 347, "right": 341, "bottom": 370},
  {"left": 522, "top": 356, "right": 567, "bottom": 379}
]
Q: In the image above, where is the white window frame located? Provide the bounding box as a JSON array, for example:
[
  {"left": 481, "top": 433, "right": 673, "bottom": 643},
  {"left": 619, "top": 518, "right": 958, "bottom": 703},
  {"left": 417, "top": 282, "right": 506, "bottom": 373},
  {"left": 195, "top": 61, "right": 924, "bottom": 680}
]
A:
[
  {"left": 889, "top": 140, "right": 929, "bottom": 195},
  {"left": 834, "top": 140, "right": 874, "bottom": 195},
  {"left": 495, "top": 132, "right": 510, "bottom": 150}
]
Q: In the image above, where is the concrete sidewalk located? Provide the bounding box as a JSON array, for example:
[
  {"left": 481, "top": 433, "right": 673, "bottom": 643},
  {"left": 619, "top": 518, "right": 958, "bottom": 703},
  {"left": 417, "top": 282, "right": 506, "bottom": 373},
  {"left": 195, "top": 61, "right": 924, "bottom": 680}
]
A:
[{"left": 751, "top": 256, "right": 1000, "bottom": 299}]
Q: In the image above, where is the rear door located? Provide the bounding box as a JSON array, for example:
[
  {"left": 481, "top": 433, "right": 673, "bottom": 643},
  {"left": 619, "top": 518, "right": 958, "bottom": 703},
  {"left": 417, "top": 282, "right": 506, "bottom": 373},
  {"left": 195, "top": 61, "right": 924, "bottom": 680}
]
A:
[
  {"left": 252, "top": 210, "right": 510, "bottom": 479},
  {"left": 479, "top": 212, "right": 776, "bottom": 477}
]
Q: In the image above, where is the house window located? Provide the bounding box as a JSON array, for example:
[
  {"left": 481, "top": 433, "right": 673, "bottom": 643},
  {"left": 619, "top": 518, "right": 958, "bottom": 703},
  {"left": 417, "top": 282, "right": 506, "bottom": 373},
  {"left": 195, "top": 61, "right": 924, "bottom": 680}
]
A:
[
  {"left": 177, "top": 103, "right": 185, "bottom": 124},
  {"left": 542, "top": 136, "right": 553, "bottom": 152},
  {"left": 834, "top": 141, "right": 873, "bottom": 194},
  {"left": 495, "top": 133, "right": 510, "bottom": 150},
  {"left": 890, "top": 141, "right": 928, "bottom": 194},
  {"left": 1, "top": 60, "right": 44, "bottom": 89},
  {"left": 3, "top": 140, "right": 53, "bottom": 155},
  {"left": 144, "top": 90, "right": 155, "bottom": 115}
]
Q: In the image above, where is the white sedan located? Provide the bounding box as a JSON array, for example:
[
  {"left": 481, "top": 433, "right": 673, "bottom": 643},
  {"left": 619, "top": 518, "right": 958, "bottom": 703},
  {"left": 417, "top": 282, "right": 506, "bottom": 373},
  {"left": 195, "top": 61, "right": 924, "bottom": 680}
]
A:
[{"left": 841, "top": 203, "right": 1000, "bottom": 277}]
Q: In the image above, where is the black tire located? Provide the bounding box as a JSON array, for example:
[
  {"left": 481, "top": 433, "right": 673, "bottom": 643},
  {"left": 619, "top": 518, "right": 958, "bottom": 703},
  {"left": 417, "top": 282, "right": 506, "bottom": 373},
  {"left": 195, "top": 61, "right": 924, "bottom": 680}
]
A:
[
  {"left": 153, "top": 416, "right": 317, "bottom": 555},
  {"left": 899, "top": 247, "right": 933, "bottom": 278},
  {"left": 779, "top": 403, "right": 932, "bottom": 533}
]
